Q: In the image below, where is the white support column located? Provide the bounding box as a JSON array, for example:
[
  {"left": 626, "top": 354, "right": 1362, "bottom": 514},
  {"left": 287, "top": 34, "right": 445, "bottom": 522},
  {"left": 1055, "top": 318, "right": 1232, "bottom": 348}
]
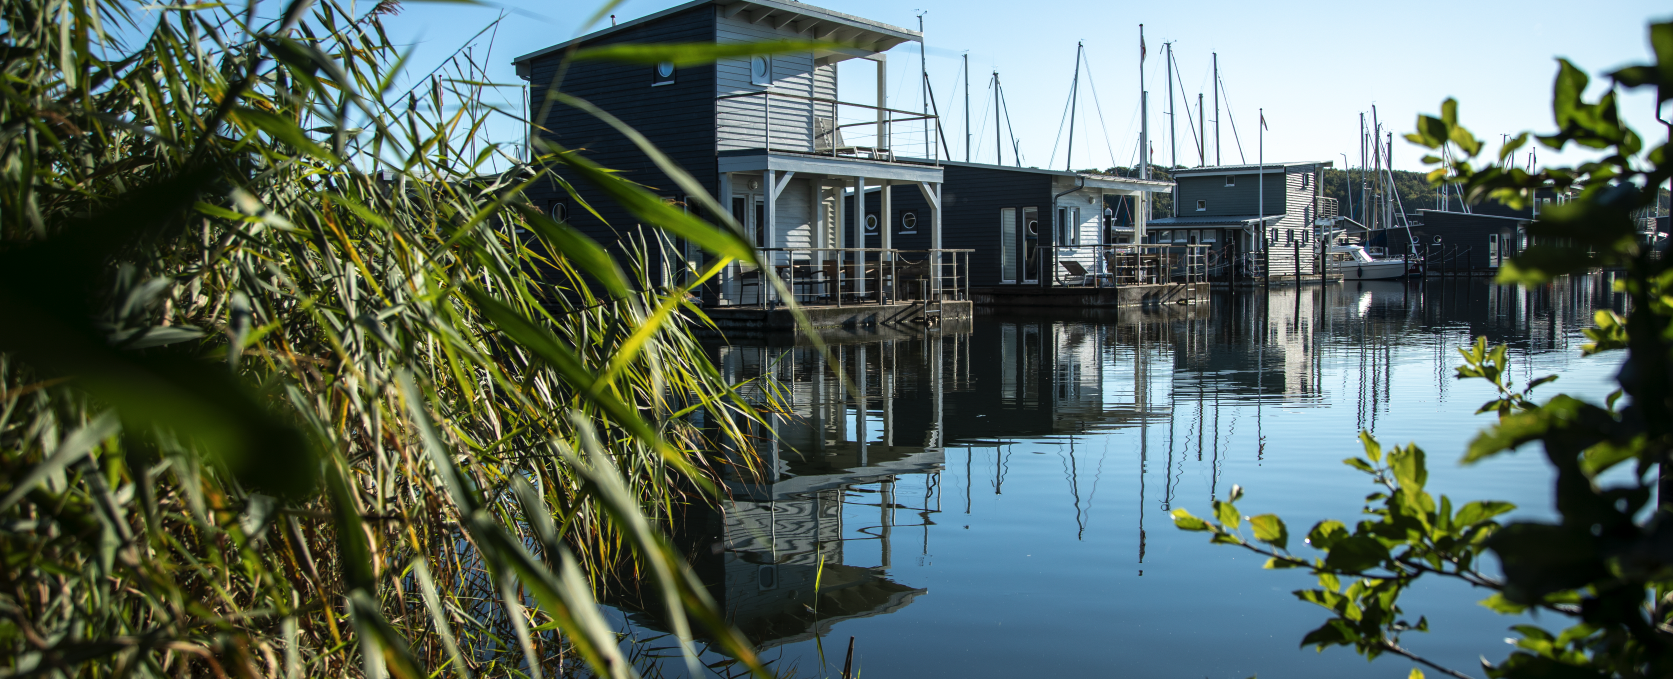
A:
[
  {"left": 918, "top": 181, "right": 942, "bottom": 299},
  {"left": 880, "top": 180, "right": 893, "bottom": 301},
  {"left": 835, "top": 180, "right": 847, "bottom": 303},
  {"left": 853, "top": 175, "right": 868, "bottom": 297},
  {"left": 1135, "top": 190, "right": 1147, "bottom": 243},
  {"left": 764, "top": 169, "right": 777, "bottom": 303},
  {"left": 875, "top": 55, "right": 888, "bottom": 156},
  {"left": 718, "top": 172, "right": 733, "bottom": 304}
]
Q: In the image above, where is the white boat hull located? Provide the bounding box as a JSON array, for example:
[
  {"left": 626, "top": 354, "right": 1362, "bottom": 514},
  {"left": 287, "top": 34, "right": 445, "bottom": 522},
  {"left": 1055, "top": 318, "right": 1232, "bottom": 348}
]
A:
[{"left": 1333, "top": 260, "right": 1408, "bottom": 281}]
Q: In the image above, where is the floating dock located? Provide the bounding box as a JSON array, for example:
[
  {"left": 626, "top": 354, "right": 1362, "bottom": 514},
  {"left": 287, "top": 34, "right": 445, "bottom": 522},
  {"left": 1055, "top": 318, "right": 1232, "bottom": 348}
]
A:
[
  {"left": 697, "top": 300, "right": 975, "bottom": 334},
  {"left": 970, "top": 282, "right": 1209, "bottom": 307}
]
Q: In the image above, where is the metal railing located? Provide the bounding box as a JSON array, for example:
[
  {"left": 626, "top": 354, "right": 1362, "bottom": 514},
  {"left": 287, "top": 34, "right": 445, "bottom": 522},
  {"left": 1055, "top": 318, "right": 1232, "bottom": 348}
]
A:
[
  {"left": 715, "top": 90, "right": 941, "bottom": 163},
  {"left": 1043, "top": 244, "right": 1210, "bottom": 287},
  {"left": 716, "top": 247, "right": 972, "bottom": 307}
]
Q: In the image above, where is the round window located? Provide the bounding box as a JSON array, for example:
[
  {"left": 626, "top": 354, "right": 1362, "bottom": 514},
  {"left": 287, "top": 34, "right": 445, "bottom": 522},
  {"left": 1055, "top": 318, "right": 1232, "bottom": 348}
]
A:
[
  {"left": 1027, "top": 220, "right": 1038, "bottom": 235},
  {"left": 750, "top": 56, "right": 769, "bottom": 82},
  {"left": 550, "top": 202, "right": 567, "bottom": 222},
  {"left": 900, "top": 212, "right": 917, "bottom": 230},
  {"left": 865, "top": 214, "right": 879, "bottom": 232},
  {"left": 1433, "top": 235, "right": 1443, "bottom": 244},
  {"left": 657, "top": 61, "right": 674, "bottom": 78}
]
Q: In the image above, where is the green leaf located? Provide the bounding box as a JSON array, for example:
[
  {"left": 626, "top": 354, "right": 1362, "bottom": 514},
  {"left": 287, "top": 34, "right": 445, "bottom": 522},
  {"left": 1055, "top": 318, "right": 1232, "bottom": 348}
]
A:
[
  {"left": 1264, "top": 557, "right": 1303, "bottom": 569},
  {"left": 1479, "top": 592, "right": 1530, "bottom": 614},
  {"left": 1454, "top": 500, "right": 1515, "bottom": 527},
  {"left": 1359, "top": 431, "right": 1383, "bottom": 464},
  {"left": 1249, "top": 514, "right": 1289, "bottom": 550},
  {"left": 1306, "top": 520, "right": 1349, "bottom": 550},
  {"left": 1342, "top": 457, "right": 1377, "bottom": 474},
  {"left": 1214, "top": 500, "right": 1242, "bottom": 530},
  {"left": 1171, "top": 508, "right": 1211, "bottom": 532},
  {"left": 511, "top": 203, "right": 629, "bottom": 298},
  {"left": 1387, "top": 444, "right": 1427, "bottom": 492},
  {"left": 231, "top": 107, "right": 338, "bottom": 163},
  {"left": 1322, "top": 536, "right": 1390, "bottom": 572},
  {"left": 0, "top": 412, "right": 120, "bottom": 514}
]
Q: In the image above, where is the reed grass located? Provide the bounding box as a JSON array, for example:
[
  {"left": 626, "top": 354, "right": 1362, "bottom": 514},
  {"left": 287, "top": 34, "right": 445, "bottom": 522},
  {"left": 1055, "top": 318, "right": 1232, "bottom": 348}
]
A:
[{"left": 0, "top": 0, "right": 779, "bottom": 676}]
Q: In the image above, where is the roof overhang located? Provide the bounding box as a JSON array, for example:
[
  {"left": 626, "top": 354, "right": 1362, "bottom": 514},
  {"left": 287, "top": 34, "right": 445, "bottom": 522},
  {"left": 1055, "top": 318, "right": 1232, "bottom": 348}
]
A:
[
  {"left": 1169, "top": 161, "right": 1333, "bottom": 176},
  {"left": 933, "top": 159, "right": 1174, "bottom": 193},
  {"left": 719, "top": 151, "right": 943, "bottom": 183},
  {"left": 513, "top": 0, "right": 920, "bottom": 66},
  {"left": 1148, "top": 214, "right": 1285, "bottom": 228}
]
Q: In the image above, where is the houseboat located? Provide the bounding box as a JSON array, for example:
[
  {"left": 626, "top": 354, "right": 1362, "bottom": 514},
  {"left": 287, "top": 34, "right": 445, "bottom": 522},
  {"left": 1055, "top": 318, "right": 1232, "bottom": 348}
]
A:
[
  {"left": 1145, "top": 161, "right": 1335, "bottom": 285},
  {"left": 514, "top": 0, "right": 969, "bottom": 331}
]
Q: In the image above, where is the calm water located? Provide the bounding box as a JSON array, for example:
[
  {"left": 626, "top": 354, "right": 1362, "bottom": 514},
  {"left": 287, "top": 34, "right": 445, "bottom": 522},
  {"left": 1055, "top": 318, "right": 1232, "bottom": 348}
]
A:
[{"left": 620, "top": 275, "right": 1628, "bottom": 678}]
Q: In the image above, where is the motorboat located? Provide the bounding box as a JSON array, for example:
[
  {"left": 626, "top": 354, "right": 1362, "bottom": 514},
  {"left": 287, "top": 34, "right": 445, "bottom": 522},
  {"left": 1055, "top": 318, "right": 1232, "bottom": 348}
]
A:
[{"left": 1327, "top": 244, "right": 1411, "bottom": 281}]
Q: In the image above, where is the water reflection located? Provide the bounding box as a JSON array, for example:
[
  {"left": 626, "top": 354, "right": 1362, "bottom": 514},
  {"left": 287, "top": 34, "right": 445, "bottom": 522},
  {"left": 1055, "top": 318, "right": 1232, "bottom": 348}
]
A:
[{"left": 625, "top": 276, "right": 1625, "bottom": 678}]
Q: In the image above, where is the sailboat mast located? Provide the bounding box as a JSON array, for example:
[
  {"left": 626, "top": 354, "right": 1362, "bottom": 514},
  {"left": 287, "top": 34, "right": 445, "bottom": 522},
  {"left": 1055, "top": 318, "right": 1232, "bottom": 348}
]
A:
[
  {"left": 1212, "top": 52, "right": 1219, "bottom": 166},
  {"left": 994, "top": 71, "right": 1002, "bottom": 166},
  {"left": 1166, "top": 42, "right": 1175, "bottom": 169},
  {"left": 964, "top": 53, "right": 970, "bottom": 162},
  {"left": 1198, "top": 92, "right": 1205, "bottom": 166},
  {"left": 1066, "top": 41, "right": 1082, "bottom": 171},
  {"left": 919, "top": 13, "right": 929, "bottom": 160},
  {"left": 1139, "top": 25, "right": 1148, "bottom": 181}
]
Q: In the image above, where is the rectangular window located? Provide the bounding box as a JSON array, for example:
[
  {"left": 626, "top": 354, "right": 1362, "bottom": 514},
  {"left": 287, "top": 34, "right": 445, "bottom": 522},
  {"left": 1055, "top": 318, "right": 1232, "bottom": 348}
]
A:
[
  {"left": 1196, "top": 200, "right": 1207, "bottom": 211},
  {"left": 1000, "top": 208, "right": 1018, "bottom": 282},
  {"left": 1301, "top": 173, "right": 1310, "bottom": 189},
  {"left": 1225, "top": 176, "right": 1236, "bottom": 187}
]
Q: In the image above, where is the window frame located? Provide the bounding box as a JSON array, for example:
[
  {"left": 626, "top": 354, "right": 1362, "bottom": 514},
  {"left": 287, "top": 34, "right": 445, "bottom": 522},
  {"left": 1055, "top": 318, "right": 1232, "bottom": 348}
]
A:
[
  {"left": 749, "top": 55, "right": 772, "bottom": 86},
  {"left": 652, "top": 61, "right": 676, "bottom": 86},
  {"left": 1195, "top": 199, "right": 1207, "bottom": 212},
  {"left": 1225, "top": 175, "right": 1236, "bottom": 187}
]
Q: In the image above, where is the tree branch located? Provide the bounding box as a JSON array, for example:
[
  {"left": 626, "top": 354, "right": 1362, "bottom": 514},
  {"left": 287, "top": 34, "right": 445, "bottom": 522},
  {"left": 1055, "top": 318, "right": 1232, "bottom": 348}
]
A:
[{"left": 1381, "top": 641, "right": 1477, "bottom": 679}]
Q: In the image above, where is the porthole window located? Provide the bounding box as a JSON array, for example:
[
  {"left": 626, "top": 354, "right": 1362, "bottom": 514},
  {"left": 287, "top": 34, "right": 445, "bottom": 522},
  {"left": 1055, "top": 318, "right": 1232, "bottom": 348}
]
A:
[
  {"left": 550, "top": 202, "right": 568, "bottom": 223},
  {"left": 653, "top": 61, "right": 675, "bottom": 86},
  {"left": 1026, "top": 219, "right": 1039, "bottom": 235},
  {"left": 865, "top": 214, "right": 879, "bottom": 232},
  {"left": 900, "top": 211, "right": 917, "bottom": 233},
  {"left": 750, "top": 55, "right": 771, "bottom": 85}
]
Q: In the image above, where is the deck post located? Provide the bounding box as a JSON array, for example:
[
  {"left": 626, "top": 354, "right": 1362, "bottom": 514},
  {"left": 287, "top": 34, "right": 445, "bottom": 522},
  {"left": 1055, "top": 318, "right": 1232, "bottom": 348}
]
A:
[
  {"left": 714, "top": 172, "right": 732, "bottom": 305},
  {"left": 836, "top": 180, "right": 847, "bottom": 306},
  {"left": 880, "top": 180, "right": 893, "bottom": 302},
  {"left": 764, "top": 169, "right": 777, "bottom": 304},
  {"left": 853, "top": 175, "right": 868, "bottom": 298},
  {"left": 917, "top": 181, "right": 942, "bottom": 301}
]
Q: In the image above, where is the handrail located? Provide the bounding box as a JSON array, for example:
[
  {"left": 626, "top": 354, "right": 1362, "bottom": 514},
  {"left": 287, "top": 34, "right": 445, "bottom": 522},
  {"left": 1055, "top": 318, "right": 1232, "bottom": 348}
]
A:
[
  {"left": 716, "top": 90, "right": 931, "bottom": 118},
  {"left": 716, "top": 246, "right": 969, "bottom": 308}
]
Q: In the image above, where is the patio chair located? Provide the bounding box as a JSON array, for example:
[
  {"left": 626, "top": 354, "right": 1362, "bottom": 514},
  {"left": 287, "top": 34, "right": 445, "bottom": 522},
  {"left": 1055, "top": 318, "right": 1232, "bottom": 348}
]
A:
[{"left": 1059, "top": 260, "right": 1104, "bottom": 286}]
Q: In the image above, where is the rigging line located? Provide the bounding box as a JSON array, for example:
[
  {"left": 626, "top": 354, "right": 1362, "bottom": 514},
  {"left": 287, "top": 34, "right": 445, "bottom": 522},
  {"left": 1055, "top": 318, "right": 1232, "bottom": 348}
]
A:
[
  {"left": 999, "top": 79, "right": 1023, "bottom": 166},
  {"left": 972, "top": 76, "right": 994, "bottom": 161},
  {"left": 1218, "top": 71, "right": 1247, "bottom": 164},
  {"left": 1048, "top": 54, "right": 1079, "bottom": 171},
  {"left": 1081, "top": 49, "right": 1119, "bottom": 171},
  {"left": 923, "top": 73, "right": 954, "bottom": 159},
  {"left": 1170, "top": 50, "right": 1202, "bottom": 161}
]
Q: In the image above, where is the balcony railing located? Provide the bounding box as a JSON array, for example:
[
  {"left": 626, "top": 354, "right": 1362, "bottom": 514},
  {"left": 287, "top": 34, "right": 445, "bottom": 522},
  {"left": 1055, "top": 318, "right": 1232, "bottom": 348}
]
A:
[
  {"left": 1044, "top": 244, "right": 1210, "bottom": 287},
  {"left": 716, "top": 247, "right": 972, "bottom": 307},
  {"left": 716, "top": 90, "right": 942, "bottom": 163}
]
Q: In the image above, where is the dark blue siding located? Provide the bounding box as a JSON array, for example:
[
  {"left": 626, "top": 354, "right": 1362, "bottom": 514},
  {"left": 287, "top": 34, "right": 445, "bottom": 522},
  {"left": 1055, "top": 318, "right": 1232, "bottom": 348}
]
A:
[{"left": 524, "top": 6, "right": 717, "bottom": 281}]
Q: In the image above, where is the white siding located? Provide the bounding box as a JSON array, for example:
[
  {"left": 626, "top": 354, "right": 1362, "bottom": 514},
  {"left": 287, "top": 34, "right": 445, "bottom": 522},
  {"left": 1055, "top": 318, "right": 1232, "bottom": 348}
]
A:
[
  {"left": 774, "top": 177, "right": 814, "bottom": 250},
  {"left": 717, "top": 11, "right": 820, "bottom": 153}
]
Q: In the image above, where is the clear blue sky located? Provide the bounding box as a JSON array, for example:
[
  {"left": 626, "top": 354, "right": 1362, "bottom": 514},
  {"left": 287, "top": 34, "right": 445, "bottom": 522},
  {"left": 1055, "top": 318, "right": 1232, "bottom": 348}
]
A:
[{"left": 373, "top": 0, "right": 1671, "bottom": 174}]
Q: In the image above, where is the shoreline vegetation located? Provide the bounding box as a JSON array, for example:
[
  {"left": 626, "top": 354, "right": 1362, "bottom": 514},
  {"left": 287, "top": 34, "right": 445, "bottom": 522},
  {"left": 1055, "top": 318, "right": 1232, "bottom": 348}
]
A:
[{"left": 0, "top": 0, "right": 796, "bottom": 676}]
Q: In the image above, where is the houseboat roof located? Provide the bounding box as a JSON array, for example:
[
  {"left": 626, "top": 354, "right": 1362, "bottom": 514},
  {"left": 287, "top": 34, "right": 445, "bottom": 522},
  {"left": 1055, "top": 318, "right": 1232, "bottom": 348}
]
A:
[
  {"left": 932, "top": 159, "right": 1175, "bottom": 192},
  {"left": 1168, "top": 161, "right": 1332, "bottom": 176},
  {"left": 1415, "top": 209, "right": 1529, "bottom": 222},
  {"left": 512, "top": 0, "right": 922, "bottom": 65}
]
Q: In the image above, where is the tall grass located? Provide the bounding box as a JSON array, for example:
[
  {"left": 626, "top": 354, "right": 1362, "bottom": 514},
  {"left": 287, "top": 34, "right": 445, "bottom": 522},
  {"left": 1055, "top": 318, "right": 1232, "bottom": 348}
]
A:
[{"left": 0, "top": 0, "right": 776, "bottom": 676}]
